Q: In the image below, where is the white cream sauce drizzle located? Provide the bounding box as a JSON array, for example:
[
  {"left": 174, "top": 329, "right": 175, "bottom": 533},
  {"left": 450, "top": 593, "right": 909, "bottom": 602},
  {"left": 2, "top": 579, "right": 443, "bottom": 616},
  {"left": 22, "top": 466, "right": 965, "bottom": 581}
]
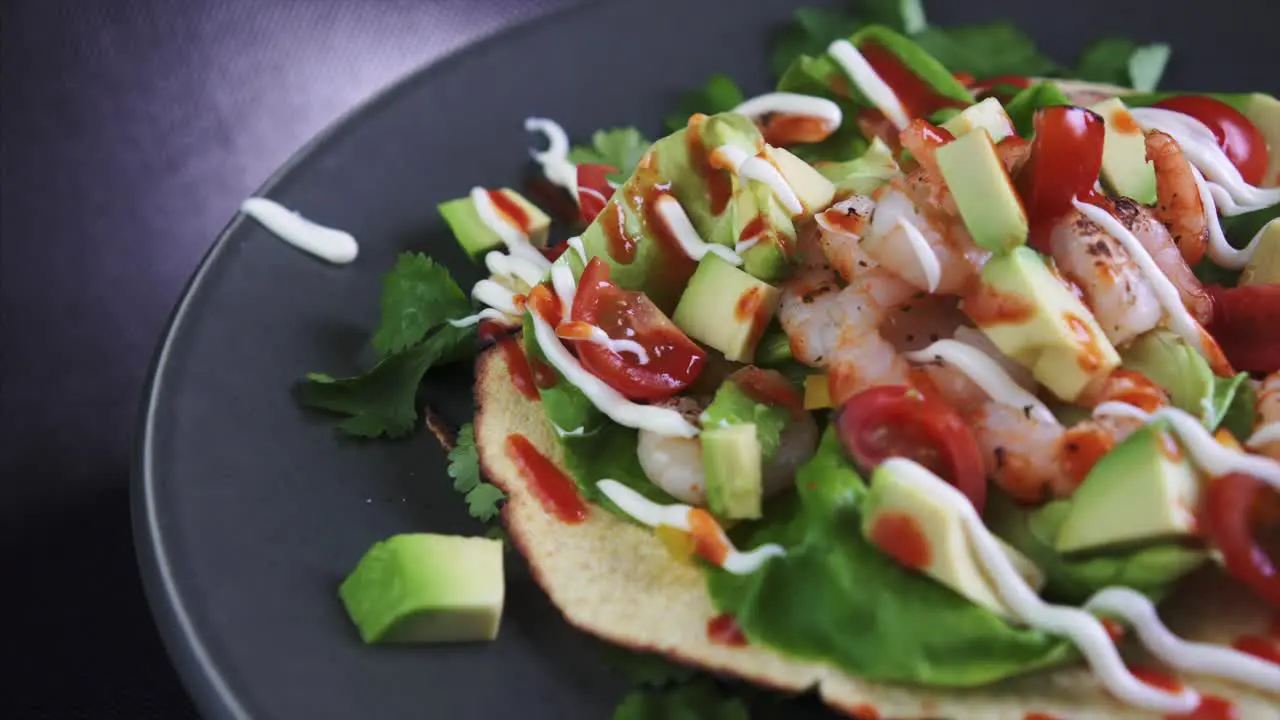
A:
[
  {"left": 550, "top": 264, "right": 577, "bottom": 322},
  {"left": 652, "top": 195, "right": 744, "bottom": 265},
  {"left": 1086, "top": 587, "right": 1280, "bottom": 691},
  {"left": 471, "top": 279, "right": 525, "bottom": 317},
  {"left": 485, "top": 250, "right": 547, "bottom": 289},
  {"left": 1093, "top": 402, "right": 1280, "bottom": 492},
  {"left": 447, "top": 308, "right": 515, "bottom": 329},
  {"left": 827, "top": 39, "right": 910, "bottom": 130},
  {"left": 904, "top": 340, "right": 1057, "bottom": 424},
  {"left": 734, "top": 237, "right": 761, "bottom": 255},
  {"left": 1247, "top": 422, "right": 1280, "bottom": 449},
  {"left": 552, "top": 423, "right": 586, "bottom": 438},
  {"left": 861, "top": 188, "right": 942, "bottom": 293},
  {"left": 566, "top": 236, "right": 588, "bottom": 264},
  {"left": 733, "top": 92, "right": 843, "bottom": 129},
  {"left": 566, "top": 325, "right": 650, "bottom": 364},
  {"left": 711, "top": 145, "right": 804, "bottom": 216},
  {"left": 596, "top": 479, "right": 785, "bottom": 574},
  {"left": 529, "top": 309, "right": 697, "bottom": 437},
  {"left": 881, "top": 457, "right": 1200, "bottom": 714},
  {"left": 239, "top": 198, "right": 359, "bottom": 264},
  {"left": 1192, "top": 162, "right": 1276, "bottom": 269},
  {"left": 952, "top": 325, "right": 1037, "bottom": 390},
  {"left": 525, "top": 117, "right": 578, "bottom": 197},
  {"left": 1129, "top": 107, "right": 1280, "bottom": 212},
  {"left": 1073, "top": 199, "right": 1209, "bottom": 358}
]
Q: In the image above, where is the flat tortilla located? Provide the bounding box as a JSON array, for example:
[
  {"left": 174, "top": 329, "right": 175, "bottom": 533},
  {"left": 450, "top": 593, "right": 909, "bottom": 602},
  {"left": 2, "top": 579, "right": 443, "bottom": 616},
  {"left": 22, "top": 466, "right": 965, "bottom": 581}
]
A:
[{"left": 474, "top": 347, "right": 1278, "bottom": 718}]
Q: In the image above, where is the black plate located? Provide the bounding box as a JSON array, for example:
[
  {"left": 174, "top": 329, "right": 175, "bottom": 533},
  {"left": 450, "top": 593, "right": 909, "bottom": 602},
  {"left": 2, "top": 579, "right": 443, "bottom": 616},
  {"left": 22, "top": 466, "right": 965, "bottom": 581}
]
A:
[{"left": 134, "top": 1, "right": 1278, "bottom": 718}]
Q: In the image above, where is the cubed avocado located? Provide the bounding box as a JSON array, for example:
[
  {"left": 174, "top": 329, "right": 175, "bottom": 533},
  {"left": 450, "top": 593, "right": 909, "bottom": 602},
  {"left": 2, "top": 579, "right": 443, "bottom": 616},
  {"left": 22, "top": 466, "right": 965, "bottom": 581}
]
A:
[
  {"left": 1121, "top": 330, "right": 1214, "bottom": 419},
  {"left": 817, "top": 137, "right": 901, "bottom": 195},
  {"left": 1239, "top": 221, "right": 1279, "bottom": 285},
  {"left": 1053, "top": 423, "right": 1201, "bottom": 554},
  {"left": 764, "top": 145, "right": 836, "bottom": 217},
  {"left": 339, "top": 533, "right": 504, "bottom": 644},
  {"left": 862, "top": 461, "right": 1044, "bottom": 618},
  {"left": 438, "top": 189, "right": 550, "bottom": 261},
  {"left": 935, "top": 130, "right": 1028, "bottom": 253},
  {"left": 941, "top": 97, "right": 1015, "bottom": 144},
  {"left": 702, "top": 423, "right": 764, "bottom": 520},
  {"left": 1242, "top": 93, "right": 1280, "bottom": 187},
  {"left": 673, "top": 256, "right": 781, "bottom": 363},
  {"left": 1091, "top": 98, "right": 1157, "bottom": 205},
  {"left": 969, "top": 247, "right": 1120, "bottom": 402},
  {"left": 733, "top": 179, "right": 797, "bottom": 283}
]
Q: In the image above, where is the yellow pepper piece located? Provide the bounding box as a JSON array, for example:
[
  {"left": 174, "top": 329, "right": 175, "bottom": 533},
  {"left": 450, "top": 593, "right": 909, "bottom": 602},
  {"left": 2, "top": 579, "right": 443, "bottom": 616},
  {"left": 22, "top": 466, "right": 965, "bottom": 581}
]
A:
[
  {"left": 1215, "top": 428, "right": 1243, "bottom": 451},
  {"left": 655, "top": 524, "right": 695, "bottom": 564},
  {"left": 804, "top": 374, "right": 832, "bottom": 410}
]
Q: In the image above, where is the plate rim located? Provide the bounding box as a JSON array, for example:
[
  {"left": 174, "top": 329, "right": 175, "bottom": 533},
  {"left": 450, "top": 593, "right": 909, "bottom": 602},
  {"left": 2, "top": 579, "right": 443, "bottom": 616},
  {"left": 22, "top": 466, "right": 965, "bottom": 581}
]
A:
[{"left": 129, "top": 4, "right": 585, "bottom": 717}]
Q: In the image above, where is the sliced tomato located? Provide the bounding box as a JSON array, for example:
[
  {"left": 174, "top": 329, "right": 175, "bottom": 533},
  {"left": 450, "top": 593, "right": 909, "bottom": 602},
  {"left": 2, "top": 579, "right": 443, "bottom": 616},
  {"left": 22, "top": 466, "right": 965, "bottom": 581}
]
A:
[
  {"left": 1153, "top": 95, "right": 1268, "bottom": 186},
  {"left": 835, "top": 385, "right": 987, "bottom": 512},
  {"left": 569, "top": 257, "right": 705, "bottom": 401},
  {"left": 1206, "top": 283, "right": 1280, "bottom": 374},
  {"left": 1201, "top": 472, "right": 1280, "bottom": 608},
  {"left": 576, "top": 163, "right": 616, "bottom": 225},
  {"left": 1018, "top": 105, "right": 1107, "bottom": 252}
]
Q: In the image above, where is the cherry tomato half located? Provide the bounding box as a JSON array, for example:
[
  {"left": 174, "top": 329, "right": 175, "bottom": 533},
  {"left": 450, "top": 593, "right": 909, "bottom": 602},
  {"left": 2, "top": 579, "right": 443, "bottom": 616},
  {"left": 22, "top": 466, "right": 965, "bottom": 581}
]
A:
[
  {"left": 1201, "top": 472, "right": 1280, "bottom": 608},
  {"left": 569, "top": 257, "right": 706, "bottom": 401},
  {"left": 1154, "top": 95, "right": 1268, "bottom": 187},
  {"left": 1018, "top": 106, "right": 1107, "bottom": 252},
  {"left": 835, "top": 385, "right": 987, "bottom": 512},
  {"left": 576, "top": 163, "right": 616, "bottom": 225},
  {"left": 1206, "top": 283, "right": 1280, "bottom": 374}
]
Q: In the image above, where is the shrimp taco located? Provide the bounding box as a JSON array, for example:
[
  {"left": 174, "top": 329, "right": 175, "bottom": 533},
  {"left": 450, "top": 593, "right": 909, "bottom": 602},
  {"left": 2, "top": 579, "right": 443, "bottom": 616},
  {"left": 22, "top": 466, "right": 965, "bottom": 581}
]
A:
[
  {"left": 461, "top": 25, "right": 1280, "bottom": 719},
  {"left": 317, "top": 17, "right": 1280, "bottom": 720}
]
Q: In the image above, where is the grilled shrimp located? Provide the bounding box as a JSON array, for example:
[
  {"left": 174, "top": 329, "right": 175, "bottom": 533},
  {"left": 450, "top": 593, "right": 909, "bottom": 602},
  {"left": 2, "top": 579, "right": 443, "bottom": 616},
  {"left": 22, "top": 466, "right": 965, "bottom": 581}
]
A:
[
  {"left": 1146, "top": 130, "right": 1209, "bottom": 266},
  {"left": 1048, "top": 208, "right": 1163, "bottom": 347},
  {"left": 921, "top": 363, "right": 1167, "bottom": 503},
  {"left": 635, "top": 391, "right": 819, "bottom": 506},
  {"left": 1250, "top": 372, "right": 1280, "bottom": 461},
  {"left": 1110, "top": 197, "right": 1214, "bottom": 326}
]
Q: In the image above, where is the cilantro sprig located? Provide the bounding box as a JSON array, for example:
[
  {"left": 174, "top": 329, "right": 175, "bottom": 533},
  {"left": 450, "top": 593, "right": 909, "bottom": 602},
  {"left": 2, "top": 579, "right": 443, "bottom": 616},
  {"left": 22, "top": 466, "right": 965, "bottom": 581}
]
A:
[
  {"left": 300, "top": 252, "right": 477, "bottom": 438},
  {"left": 568, "top": 127, "right": 652, "bottom": 184},
  {"left": 613, "top": 680, "right": 750, "bottom": 720},
  {"left": 447, "top": 423, "right": 505, "bottom": 522},
  {"left": 664, "top": 73, "right": 746, "bottom": 132},
  {"left": 1075, "top": 38, "right": 1171, "bottom": 92}
]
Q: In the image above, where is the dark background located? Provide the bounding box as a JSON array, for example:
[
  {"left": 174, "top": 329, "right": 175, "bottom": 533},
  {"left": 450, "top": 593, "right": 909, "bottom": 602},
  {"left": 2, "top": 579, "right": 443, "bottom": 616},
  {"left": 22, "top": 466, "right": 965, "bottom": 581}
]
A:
[{"left": 2, "top": 1, "right": 1276, "bottom": 718}]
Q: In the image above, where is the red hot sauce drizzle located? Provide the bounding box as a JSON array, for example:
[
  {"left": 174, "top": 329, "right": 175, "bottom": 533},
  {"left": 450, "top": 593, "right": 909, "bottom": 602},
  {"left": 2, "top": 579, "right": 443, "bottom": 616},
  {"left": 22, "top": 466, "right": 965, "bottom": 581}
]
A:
[
  {"left": 480, "top": 320, "right": 540, "bottom": 402},
  {"left": 601, "top": 200, "right": 639, "bottom": 265},
  {"left": 1129, "top": 667, "right": 1238, "bottom": 720},
  {"left": 504, "top": 433, "right": 588, "bottom": 524},
  {"left": 869, "top": 512, "right": 931, "bottom": 570},
  {"left": 685, "top": 114, "right": 733, "bottom": 217},
  {"left": 705, "top": 613, "right": 748, "bottom": 647},
  {"left": 858, "top": 41, "right": 968, "bottom": 119},
  {"left": 487, "top": 189, "right": 532, "bottom": 234}
]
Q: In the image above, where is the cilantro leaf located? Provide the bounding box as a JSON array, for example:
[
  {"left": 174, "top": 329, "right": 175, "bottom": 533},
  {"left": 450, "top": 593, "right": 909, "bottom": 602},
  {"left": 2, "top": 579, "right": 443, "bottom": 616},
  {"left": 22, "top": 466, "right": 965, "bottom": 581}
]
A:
[
  {"left": 568, "top": 127, "right": 651, "bottom": 184},
  {"left": 602, "top": 646, "right": 698, "bottom": 687},
  {"left": 664, "top": 74, "right": 745, "bottom": 132},
  {"left": 912, "top": 24, "right": 1058, "bottom": 78},
  {"left": 864, "top": 0, "right": 926, "bottom": 33},
  {"left": 613, "top": 680, "right": 749, "bottom": 720},
  {"left": 301, "top": 323, "right": 476, "bottom": 438},
  {"left": 771, "top": 6, "right": 864, "bottom": 77},
  {"left": 1076, "top": 39, "right": 1170, "bottom": 91},
  {"left": 448, "top": 423, "right": 506, "bottom": 522},
  {"left": 371, "top": 253, "right": 472, "bottom": 358}
]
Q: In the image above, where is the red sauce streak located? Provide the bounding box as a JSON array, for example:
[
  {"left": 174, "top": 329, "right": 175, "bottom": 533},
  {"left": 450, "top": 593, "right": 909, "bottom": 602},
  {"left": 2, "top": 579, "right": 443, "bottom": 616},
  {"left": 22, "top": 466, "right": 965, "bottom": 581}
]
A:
[
  {"left": 504, "top": 433, "right": 588, "bottom": 524},
  {"left": 739, "top": 215, "right": 767, "bottom": 246},
  {"left": 1024, "top": 714, "right": 1061, "bottom": 720},
  {"left": 688, "top": 508, "right": 730, "bottom": 566},
  {"left": 497, "top": 336, "right": 539, "bottom": 401},
  {"left": 762, "top": 113, "right": 833, "bottom": 147},
  {"left": 1060, "top": 425, "right": 1116, "bottom": 489},
  {"left": 1105, "top": 369, "right": 1171, "bottom": 413},
  {"left": 602, "top": 201, "right": 638, "bottom": 265},
  {"left": 858, "top": 41, "right": 967, "bottom": 118},
  {"left": 478, "top": 319, "right": 509, "bottom": 343},
  {"left": 1064, "top": 312, "right": 1106, "bottom": 372},
  {"left": 705, "top": 613, "right": 748, "bottom": 647},
  {"left": 869, "top": 512, "right": 931, "bottom": 570},
  {"left": 732, "top": 367, "right": 806, "bottom": 419},
  {"left": 963, "top": 283, "right": 1036, "bottom": 326},
  {"left": 636, "top": 173, "right": 697, "bottom": 284},
  {"left": 487, "top": 189, "right": 532, "bottom": 233},
  {"left": 818, "top": 206, "right": 867, "bottom": 237},
  {"left": 1131, "top": 665, "right": 1184, "bottom": 692},
  {"left": 841, "top": 704, "right": 881, "bottom": 720},
  {"left": 686, "top": 114, "right": 732, "bottom": 216},
  {"left": 1231, "top": 634, "right": 1280, "bottom": 664},
  {"left": 734, "top": 286, "right": 768, "bottom": 323},
  {"left": 1111, "top": 108, "right": 1142, "bottom": 135},
  {"left": 1168, "top": 695, "right": 1238, "bottom": 720},
  {"left": 531, "top": 357, "right": 558, "bottom": 389},
  {"left": 1101, "top": 617, "right": 1126, "bottom": 642}
]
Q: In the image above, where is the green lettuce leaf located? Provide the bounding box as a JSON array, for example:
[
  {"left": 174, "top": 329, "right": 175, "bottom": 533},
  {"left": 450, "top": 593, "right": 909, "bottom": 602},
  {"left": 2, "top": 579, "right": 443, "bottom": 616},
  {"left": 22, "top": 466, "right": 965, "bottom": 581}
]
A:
[
  {"left": 912, "top": 24, "right": 1058, "bottom": 78},
  {"left": 706, "top": 428, "right": 1075, "bottom": 686},
  {"left": 371, "top": 253, "right": 472, "bottom": 358},
  {"left": 302, "top": 323, "right": 476, "bottom": 438},
  {"left": 569, "top": 127, "right": 652, "bottom": 185},
  {"left": 664, "top": 74, "right": 745, "bottom": 133},
  {"left": 1075, "top": 39, "right": 1171, "bottom": 92},
  {"left": 613, "top": 680, "right": 748, "bottom": 720},
  {"left": 1003, "top": 82, "right": 1070, "bottom": 138},
  {"left": 989, "top": 496, "right": 1206, "bottom": 605},
  {"left": 770, "top": 1, "right": 928, "bottom": 76},
  {"left": 1211, "top": 372, "right": 1257, "bottom": 442}
]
